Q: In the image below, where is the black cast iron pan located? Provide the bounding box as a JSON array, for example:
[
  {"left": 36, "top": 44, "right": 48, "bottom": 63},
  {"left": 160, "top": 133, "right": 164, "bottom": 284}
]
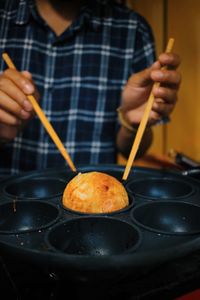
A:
[{"left": 0, "top": 164, "right": 200, "bottom": 286}]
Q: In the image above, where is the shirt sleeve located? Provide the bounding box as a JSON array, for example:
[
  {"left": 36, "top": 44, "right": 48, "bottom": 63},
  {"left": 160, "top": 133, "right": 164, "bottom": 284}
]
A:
[
  {"left": 115, "top": 12, "right": 157, "bottom": 133},
  {"left": 131, "top": 13, "right": 157, "bottom": 74}
]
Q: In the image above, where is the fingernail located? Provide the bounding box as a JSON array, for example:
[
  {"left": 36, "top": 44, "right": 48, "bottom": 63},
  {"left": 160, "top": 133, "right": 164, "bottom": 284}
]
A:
[
  {"left": 153, "top": 87, "right": 161, "bottom": 94},
  {"left": 24, "top": 83, "right": 33, "bottom": 94},
  {"left": 23, "top": 100, "right": 32, "bottom": 111},
  {"left": 154, "top": 71, "right": 164, "bottom": 79}
]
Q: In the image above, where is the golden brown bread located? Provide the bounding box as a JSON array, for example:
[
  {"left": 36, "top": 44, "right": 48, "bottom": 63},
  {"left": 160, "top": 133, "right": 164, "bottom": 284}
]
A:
[{"left": 62, "top": 171, "right": 129, "bottom": 213}]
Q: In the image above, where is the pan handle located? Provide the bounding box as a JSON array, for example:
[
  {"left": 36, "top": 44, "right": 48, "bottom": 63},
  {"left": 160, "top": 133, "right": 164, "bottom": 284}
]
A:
[
  {"left": 168, "top": 149, "right": 200, "bottom": 169},
  {"left": 168, "top": 149, "right": 200, "bottom": 179},
  {"left": 182, "top": 168, "right": 200, "bottom": 177}
]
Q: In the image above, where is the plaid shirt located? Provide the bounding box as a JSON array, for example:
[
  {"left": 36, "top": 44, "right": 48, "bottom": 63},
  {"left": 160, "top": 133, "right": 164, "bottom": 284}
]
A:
[{"left": 0, "top": 0, "right": 155, "bottom": 175}]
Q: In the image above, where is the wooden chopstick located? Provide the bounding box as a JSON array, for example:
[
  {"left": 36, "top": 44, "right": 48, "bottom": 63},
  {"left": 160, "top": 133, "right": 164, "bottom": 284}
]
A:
[
  {"left": 2, "top": 53, "right": 77, "bottom": 172},
  {"left": 122, "top": 38, "right": 175, "bottom": 181}
]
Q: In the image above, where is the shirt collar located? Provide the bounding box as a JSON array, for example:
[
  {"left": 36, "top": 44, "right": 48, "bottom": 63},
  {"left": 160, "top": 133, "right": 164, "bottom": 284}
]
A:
[{"left": 13, "top": 0, "right": 103, "bottom": 32}]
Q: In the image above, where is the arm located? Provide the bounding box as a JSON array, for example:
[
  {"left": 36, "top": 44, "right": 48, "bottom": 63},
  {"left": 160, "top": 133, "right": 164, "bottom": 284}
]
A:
[
  {"left": 116, "top": 52, "right": 181, "bottom": 158},
  {"left": 117, "top": 124, "right": 153, "bottom": 159},
  {"left": 116, "top": 14, "right": 181, "bottom": 159}
]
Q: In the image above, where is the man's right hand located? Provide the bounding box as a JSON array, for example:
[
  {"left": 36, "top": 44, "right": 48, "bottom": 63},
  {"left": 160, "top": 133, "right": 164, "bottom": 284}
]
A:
[{"left": 0, "top": 69, "right": 40, "bottom": 142}]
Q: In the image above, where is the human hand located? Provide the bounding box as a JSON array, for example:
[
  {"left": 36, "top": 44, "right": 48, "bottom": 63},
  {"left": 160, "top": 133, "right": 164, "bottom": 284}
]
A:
[
  {"left": 121, "top": 52, "right": 181, "bottom": 128},
  {"left": 0, "top": 69, "right": 40, "bottom": 142}
]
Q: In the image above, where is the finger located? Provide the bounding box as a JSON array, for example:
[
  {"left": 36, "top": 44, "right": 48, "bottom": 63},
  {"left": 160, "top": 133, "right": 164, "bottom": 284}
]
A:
[
  {"left": 0, "top": 90, "right": 32, "bottom": 120},
  {"left": 21, "top": 70, "right": 32, "bottom": 80},
  {"left": 0, "top": 76, "right": 28, "bottom": 107},
  {"left": 151, "top": 69, "right": 181, "bottom": 86},
  {"left": 127, "top": 61, "right": 161, "bottom": 88},
  {"left": 158, "top": 53, "right": 181, "bottom": 69},
  {"left": 153, "top": 86, "right": 178, "bottom": 104},
  {"left": 4, "top": 69, "right": 34, "bottom": 95},
  {"left": 22, "top": 70, "right": 40, "bottom": 103},
  {"left": 0, "top": 108, "right": 21, "bottom": 126},
  {"left": 147, "top": 110, "right": 163, "bottom": 126},
  {"left": 152, "top": 100, "right": 175, "bottom": 116},
  {"left": 0, "top": 72, "right": 35, "bottom": 112}
]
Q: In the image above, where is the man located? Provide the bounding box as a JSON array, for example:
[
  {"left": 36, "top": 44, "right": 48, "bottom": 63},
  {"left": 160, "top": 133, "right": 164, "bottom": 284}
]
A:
[
  {"left": 0, "top": 1, "right": 181, "bottom": 298},
  {"left": 0, "top": 0, "right": 181, "bottom": 176}
]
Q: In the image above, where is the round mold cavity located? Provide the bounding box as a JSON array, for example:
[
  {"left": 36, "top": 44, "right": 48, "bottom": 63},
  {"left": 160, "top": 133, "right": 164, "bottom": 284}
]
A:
[
  {"left": 3, "top": 176, "right": 67, "bottom": 200},
  {"left": 131, "top": 201, "right": 200, "bottom": 235},
  {"left": 0, "top": 200, "right": 60, "bottom": 234},
  {"left": 46, "top": 217, "right": 141, "bottom": 256},
  {"left": 126, "top": 177, "right": 194, "bottom": 200}
]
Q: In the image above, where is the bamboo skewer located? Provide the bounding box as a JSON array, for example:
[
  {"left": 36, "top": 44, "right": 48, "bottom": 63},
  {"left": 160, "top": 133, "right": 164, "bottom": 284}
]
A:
[
  {"left": 2, "top": 53, "right": 77, "bottom": 172},
  {"left": 122, "top": 38, "right": 175, "bottom": 181}
]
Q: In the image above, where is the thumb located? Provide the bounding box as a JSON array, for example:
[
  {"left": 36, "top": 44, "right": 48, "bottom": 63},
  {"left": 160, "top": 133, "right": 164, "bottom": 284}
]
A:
[
  {"left": 21, "top": 71, "right": 40, "bottom": 102},
  {"left": 127, "top": 61, "right": 160, "bottom": 88}
]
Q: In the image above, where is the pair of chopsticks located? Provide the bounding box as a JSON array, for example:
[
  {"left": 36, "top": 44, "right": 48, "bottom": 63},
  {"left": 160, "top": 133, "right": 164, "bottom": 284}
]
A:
[
  {"left": 122, "top": 38, "right": 175, "bottom": 181},
  {"left": 3, "top": 38, "right": 174, "bottom": 179},
  {"left": 2, "top": 53, "right": 77, "bottom": 172}
]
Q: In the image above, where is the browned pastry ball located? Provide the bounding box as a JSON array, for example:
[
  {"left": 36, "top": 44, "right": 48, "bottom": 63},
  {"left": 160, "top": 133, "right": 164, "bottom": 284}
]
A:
[{"left": 62, "top": 171, "right": 129, "bottom": 213}]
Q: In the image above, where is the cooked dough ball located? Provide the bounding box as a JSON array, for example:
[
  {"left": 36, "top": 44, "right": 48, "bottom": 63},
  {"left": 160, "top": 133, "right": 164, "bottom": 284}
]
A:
[{"left": 62, "top": 171, "right": 129, "bottom": 213}]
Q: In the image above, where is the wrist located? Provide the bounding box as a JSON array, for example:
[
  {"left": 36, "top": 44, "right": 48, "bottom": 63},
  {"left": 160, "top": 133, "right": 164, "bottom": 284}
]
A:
[{"left": 117, "top": 106, "right": 138, "bottom": 133}]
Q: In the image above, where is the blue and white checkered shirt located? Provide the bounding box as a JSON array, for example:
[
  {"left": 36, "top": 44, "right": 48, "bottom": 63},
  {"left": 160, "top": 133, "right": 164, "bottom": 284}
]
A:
[{"left": 0, "top": 0, "right": 156, "bottom": 175}]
